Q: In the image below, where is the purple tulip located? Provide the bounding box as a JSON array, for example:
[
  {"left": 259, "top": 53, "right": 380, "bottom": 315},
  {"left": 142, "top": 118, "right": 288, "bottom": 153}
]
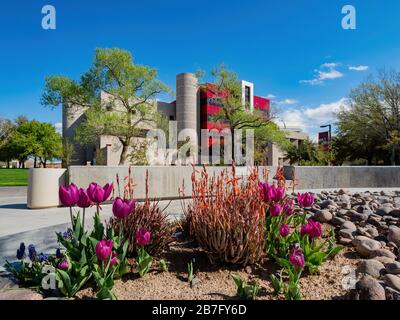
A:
[
  {"left": 59, "top": 183, "right": 79, "bottom": 207},
  {"left": 87, "top": 183, "right": 113, "bottom": 204},
  {"left": 77, "top": 188, "right": 92, "bottom": 208},
  {"left": 279, "top": 224, "right": 291, "bottom": 237},
  {"left": 112, "top": 197, "right": 135, "bottom": 219},
  {"left": 136, "top": 228, "right": 151, "bottom": 246},
  {"left": 95, "top": 239, "right": 113, "bottom": 262},
  {"left": 297, "top": 192, "right": 314, "bottom": 208},
  {"left": 283, "top": 199, "right": 294, "bottom": 216},
  {"left": 259, "top": 182, "right": 285, "bottom": 203},
  {"left": 269, "top": 204, "right": 282, "bottom": 217},
  {"left": 289, "top": 245, "right": 305, "bottom": 269},
  {"left": 58, "top": 260, "right": 69, "bottom": 271},
  {"left": 300, "top": 219, "right": 323, "bottom": 239}
]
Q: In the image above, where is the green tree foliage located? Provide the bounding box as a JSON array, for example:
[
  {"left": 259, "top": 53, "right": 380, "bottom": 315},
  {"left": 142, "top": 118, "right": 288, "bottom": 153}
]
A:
[
  {"left": 336, "top": 68, "right": 400, "bottom": 165},
  {"left": 0, "top": 119, "right": 62, "bottom": 168},
  {"left": 42, "top": 48, "right": 170, "bottom": 165},
  {"left": 286, "top": 139, "right": 331, "bottom": 166}
]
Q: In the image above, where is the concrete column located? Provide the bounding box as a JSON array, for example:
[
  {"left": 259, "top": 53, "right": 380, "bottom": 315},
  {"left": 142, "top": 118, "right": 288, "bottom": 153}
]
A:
[{"left": 27, "top": 168, "right": 67, "bottom": 209}]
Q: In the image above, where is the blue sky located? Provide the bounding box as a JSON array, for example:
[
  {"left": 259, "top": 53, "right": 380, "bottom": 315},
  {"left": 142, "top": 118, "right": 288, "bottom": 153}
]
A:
[{"left": 1, "top": 0, "right": 400, "bottom": 140}]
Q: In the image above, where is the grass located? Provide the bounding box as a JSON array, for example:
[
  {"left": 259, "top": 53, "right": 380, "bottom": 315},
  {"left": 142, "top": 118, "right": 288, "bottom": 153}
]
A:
[{"left": 0, "top": 169, "right": 29, "bottom": 186}]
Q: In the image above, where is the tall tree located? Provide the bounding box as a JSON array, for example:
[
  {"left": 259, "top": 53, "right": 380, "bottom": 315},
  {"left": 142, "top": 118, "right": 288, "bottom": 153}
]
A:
[
  {"left": 42, "top": 48, "right": 170, "bottom": 165},
  {"left": 8, "top": 120, "right": 62, "bottom": 168},
  {"left": 336, "top": 68, "right": 400, "bottom": 165}
]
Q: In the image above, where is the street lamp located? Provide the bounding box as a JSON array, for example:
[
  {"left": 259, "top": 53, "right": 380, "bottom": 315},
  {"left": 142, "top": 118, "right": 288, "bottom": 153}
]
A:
[{"left": 320, "top": 124, "right": 332, "bottom": 165}]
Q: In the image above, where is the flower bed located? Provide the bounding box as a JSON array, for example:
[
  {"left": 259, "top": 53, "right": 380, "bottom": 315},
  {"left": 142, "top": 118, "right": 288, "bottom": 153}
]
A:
[{"left": 2, "top": 165, "right": 400, "bottom": 300}]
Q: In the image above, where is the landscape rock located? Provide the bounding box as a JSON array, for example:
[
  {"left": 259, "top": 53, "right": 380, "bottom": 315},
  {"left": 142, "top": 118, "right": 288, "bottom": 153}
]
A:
[
  {"left": 314, "top": 210, "right": 333, "bottom": 223},
  {"left": 385, "top": 287, "right": 400, "bottom": 300},
  {"left": 373, "top": 256, "right": 395, "bottom": 266},
  {"left": 341, "top": 221, "right": 357, "bottom": 232},
  {"left": 354, "top": 275, "right": 386, "bottom": 300},
  {"left": 352, "top": 236, "right": 382, "bottom": 258},
  {"left": 371, "top": 249, "right": 396, "bottom": 260},
  {"left": 384, "top": 274, "right": 400, "bottom": 291},
  {"left": 376, "top": 207, "right": 393, "bottom": 216},
  {"left": 385, "top": 262, "right": 400, "bottom": 275},
  {"left": 356, "top": 259, "right": 385, "bottom": 278},
  {"left": 387, "top": 226, "right": 400, "bottom": 247}
]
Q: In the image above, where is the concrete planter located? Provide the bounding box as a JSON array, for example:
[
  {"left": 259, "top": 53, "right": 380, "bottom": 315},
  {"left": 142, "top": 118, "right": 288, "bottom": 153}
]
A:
[{"left": 27, "top": 168, "right": 67, "bottom": 209}]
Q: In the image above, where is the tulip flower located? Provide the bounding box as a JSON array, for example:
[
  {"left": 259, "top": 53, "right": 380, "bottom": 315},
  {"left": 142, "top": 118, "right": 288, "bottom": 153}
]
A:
[
  {"left": 279, "top": 224, "right": 290, "bottom": 237},
  {"left": 59, "top": 183, "right": 79, "bottom": 207},
  {"left": 136, "top": 228, "right": 151, "bottom": 246},
  {"left": 77, "top": 188, "right": 92, "bottom": 208},
  {"left": 300, "top": 219, "right": 323, "bottom": 239},
  {"left": 289, "top": 245, "right": 305, "bottom": 269},
  {"left": 259, "top": 182, "right": 285, "bottom": 203},
  {"left": 283, "top": 199, "right": 294, "bottom": 216},
  {"left": 270, "top": 204, "right": 282, "bottom": 217},
  {"left": 87, "top": 182, "right": 113, "bottom": 204},
  {"left": 297, "top": 192, "right": 314, "bottom": 208},
  {"left": 112, "top": 197, "right": 135, "bottom": 219},
  {"left": 95, "top": 239, "right": 113, "bottom": 262},
  {"left": 58, "top": 260, "right": 69, "bottom": 271}
]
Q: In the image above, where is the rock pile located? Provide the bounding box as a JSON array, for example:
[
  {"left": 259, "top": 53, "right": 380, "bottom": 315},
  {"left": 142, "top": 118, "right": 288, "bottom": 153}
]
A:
[{"left": 308, "top": 189, "right": 400, "bottom": 300}]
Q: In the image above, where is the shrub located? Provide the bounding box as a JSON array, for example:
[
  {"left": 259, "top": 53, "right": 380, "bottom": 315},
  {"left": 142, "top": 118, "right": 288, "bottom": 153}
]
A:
[
  {"left": 112, "top": 169, "right": 173, "bottom": 256},
  {"left": 184, "top": 164, "right": 265, "bottom": 266}
]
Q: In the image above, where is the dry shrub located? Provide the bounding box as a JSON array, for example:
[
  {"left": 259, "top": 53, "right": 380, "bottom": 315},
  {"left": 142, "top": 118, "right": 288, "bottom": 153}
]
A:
[
  {"left": 112, "top": 169, "right": 173, "bottom": 257},
  {"left": 183, "top": 164, "right": 266, "bottom": 266}
]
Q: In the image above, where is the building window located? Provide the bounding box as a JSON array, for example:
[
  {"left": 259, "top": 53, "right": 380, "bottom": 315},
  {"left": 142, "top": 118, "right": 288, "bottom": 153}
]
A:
[
  {"left": 169, "top": 115, "right": 175, "bottom": 121},
  {"left": 245, "top": 86, "right": 251, "bottom": 109}
]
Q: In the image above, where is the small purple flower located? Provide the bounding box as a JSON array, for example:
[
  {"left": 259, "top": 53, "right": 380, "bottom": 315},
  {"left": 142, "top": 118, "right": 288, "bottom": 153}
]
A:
[
  {"left": 62, "top": 228, "right": 73, "bottom": 240},
  {"left": 28, "top": 244, "right": 37, "bottom": 261},
  {"left": 56, "top": 248, "right": 62, "bottom": 259},
  {"left": 58, "top": 260, "right": 69, "bottom": 271},
  {"left": 16, "top": 243, "right": 26, "bottom": 260},
  {"left": 38, "top": 253, "right": 48, "bottom": 263}
]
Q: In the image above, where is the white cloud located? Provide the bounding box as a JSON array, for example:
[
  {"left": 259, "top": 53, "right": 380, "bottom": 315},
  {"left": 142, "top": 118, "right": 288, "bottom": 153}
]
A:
[
  {"left": 54, "top": 122, "right": 62, "bottom": 134},
  {"left": 349, "top": 65, "right": 369, "bottom": 71},
  {"left": 300, "top": 62, "right": 344, "bottom": 85},
  {"left": 266, "top": 94, "right": 276, "bottom": 99},
  {"left": 278, "top": 98, "right": 298, "bottom": 105},
  {"left": 275, "top": 98, "right": 350, "bottom": 138}
]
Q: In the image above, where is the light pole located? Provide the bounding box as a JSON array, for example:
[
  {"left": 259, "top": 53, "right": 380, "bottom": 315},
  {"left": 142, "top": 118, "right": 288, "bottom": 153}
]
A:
[{"left": 320, "top": 124, "right": 332, "bottom": 165}]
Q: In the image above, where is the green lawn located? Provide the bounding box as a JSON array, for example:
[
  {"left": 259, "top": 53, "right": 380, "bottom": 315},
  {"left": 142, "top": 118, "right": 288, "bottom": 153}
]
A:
[{"left": 0, "top": 169, "right": 29, "bottom": 186}]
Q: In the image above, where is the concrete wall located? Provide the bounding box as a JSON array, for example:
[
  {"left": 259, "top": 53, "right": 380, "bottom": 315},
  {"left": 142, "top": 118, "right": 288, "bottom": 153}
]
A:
[
  {"left": 68, "top": 165, "right": 400, "bottom": 201},
  {"left": 284, "top": 166, "right": 400, "bottom": 189},
  {"left": 68, "top": 166, "right": 278, "bottom": 200}
]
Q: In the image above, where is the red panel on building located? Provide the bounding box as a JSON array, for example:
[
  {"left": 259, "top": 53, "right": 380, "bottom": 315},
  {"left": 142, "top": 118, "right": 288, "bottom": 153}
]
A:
[{"left": 199, "top": 84, "right": 270, "bottom": 146}]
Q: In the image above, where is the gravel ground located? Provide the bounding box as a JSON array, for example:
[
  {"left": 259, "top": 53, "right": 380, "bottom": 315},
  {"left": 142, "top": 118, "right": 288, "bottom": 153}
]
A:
[{"left": 76, "top": 241, "right": 358, "bottom": 300}]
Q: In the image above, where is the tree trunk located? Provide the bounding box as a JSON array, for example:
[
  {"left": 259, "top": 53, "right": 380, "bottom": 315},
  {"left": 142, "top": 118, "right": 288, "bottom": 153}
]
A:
[
  {"left": 6, "top": 159, "right": 10, "bottom": 168},
  {"left": 34, "top": 157, "right": 37, "bottom": 168},
  {"left": 119, "top": 143, "right": 129, "bottom": 165}
]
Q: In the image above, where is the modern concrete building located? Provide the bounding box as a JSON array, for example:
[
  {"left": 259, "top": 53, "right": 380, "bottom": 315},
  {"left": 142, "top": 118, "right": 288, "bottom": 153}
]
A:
[{"left": 62, "top": 72, "right": 307, "bottom": 166}]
